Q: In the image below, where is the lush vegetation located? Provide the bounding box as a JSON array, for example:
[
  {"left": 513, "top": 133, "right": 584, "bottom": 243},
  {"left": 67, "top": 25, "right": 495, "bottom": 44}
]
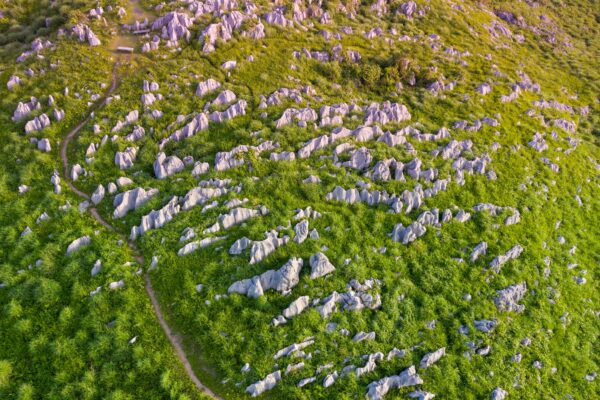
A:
[{"left": 0, "top": 0, "right": 598, "bottom": 399}]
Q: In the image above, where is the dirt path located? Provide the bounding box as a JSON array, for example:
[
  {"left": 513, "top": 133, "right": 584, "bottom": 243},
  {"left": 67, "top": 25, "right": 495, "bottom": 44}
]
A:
[
  {"left": 58, "top": 39, "right": 222, "bottom": 400},
  {"left": 144, "top": 275, "right": 223, "bottom": 399}
]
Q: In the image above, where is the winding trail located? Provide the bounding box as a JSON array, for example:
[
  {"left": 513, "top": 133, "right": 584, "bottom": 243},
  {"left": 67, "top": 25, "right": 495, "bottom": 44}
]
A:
[{"left": 59, "top": 48, "right": 223, "bottom": 400}]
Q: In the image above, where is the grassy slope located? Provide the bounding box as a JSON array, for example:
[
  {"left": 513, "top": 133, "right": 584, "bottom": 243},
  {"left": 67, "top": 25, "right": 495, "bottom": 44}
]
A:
[{"left": 0, "top": 0, "right": 598, "bottom": 399}]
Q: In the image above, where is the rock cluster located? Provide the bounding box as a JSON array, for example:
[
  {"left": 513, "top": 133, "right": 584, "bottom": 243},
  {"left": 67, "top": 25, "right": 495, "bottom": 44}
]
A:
[
  {"left": 495, "top": 282, "right": 527, "bottom": 312},
  {"left": 115, "top": 147, "right": 137, "bottom": 169},
  {"left": 317, "top": 279, "right": 381, "bottom": 318},
  {"left": 489, "top": 244, "right": 524, "bottom": 273},
  {"left": 214, "top": 140, "right": 276, "bottom": 171},
  {"left": 72, "top": 24, "right": 101, "bottom": 46},
  {"left": 24, "top": 114, "right": 51, "bottom": 134},
  {"left": 113, "top": 187, "right": 159, "bottom": 218},
  {"left": 152, "top": 12, "right": 194, "bottom": 44},
  {"left": 228, "top": 257, "right": 303, "bottom": 298},
  {"left": 204, "top": 207, "right": 265, "bottom": 234},
  {"left": 246, "top": 370, "right": 281, "bottom": 397},
  {"left": 366, "top": 366, "right": 423, "bottom": 400},
  {"left": 154, "top": 152, "right": 185, "bottom": 179},
  {"left": 130, "top": 197, "right": 180, "bottom": 240}
]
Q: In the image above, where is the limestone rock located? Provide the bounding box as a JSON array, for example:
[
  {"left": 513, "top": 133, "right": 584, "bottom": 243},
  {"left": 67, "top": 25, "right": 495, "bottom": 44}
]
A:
[
  {"left": 391, "top": 222, "right": 426, "bottom": 244},
  {"left": 309, "top": 252, "right": 335, "bottom": 279},
  {"left": 91, "top": 184, "right": 105, "bottom": 204},
  {"left": 115, "top": 147, "right": 137, "bottom": 169},
  {"left": 37, "top": 138, "right": 51, "bottom": 152},
  {"left": 196, "top": 79, "right": 221, "bottom": 97},
  {"left": 204, "top": 207, "right": 260, "bottom": 234},
  {"left": 489, "top": 244, "right": 524, "bottom": 273},
  {"left": 113, "top": 187, "right": 159, "bottom": 218},
  {"left": 474, "top": 319, "right": 497, "bottom": 333},
  {"left": 152, "top": 12, "right": 193, "bottom": 42},
  {"left": 353, "top": 331, "right": 376, "bottom": 342},
  {"left": 7, "top": 75, "right": 21, "bottom": 90},
  {"left": 211, "top": 90, "right": 237, "bottom": 106},
  {"left": 294, "top": 220, "right": 309, "bottom": 244},
  {"left": 66, "top": 235, "right": 91, "bottom": 255},
  {"left": 72, "top": 24, "right": 101, "bottom": 46},
  {"left": 366, "top": 366, "right": 423, "bottom": 400},
  {"left": 228, "top": 257, "right": 303, "bottom": 298},
  {"left": 419, "top": 348, "right": 445, "bottom": 369},
  {"left": 249, "top": 231, "right": 290, "bottom": 264},
  {"left": 494, "top": 282, "right": 527, "bottom": 312},
  {"left": 25, "top": 114, "right": 51, "bottom": 134},
  {"left": 471, "top": 242, "right": 488, "bottom": 262},
  {"left": 177, "top": 236, "right": 226, "bottom": 255},
  {"left": 229, "top": 237, "right": 251, "bottom": 254},
  {"left": 108, "top": 280, "right": 125, "bottom": 290},
  {"left": 221, "top": 60, "right": 237, "bottom": 70},
  {"left": 154, "top": 152, "right": 184, "bottom": 179},
  {"left": 130, "top": 197, "right": 180, "bottom": 240},
  {"left": 282, "top": 295, "right": 310, "bottom": 319},
  {"left": 182, "top": 186, "right": 230, "bottom": 211},
  {"left": 490, "top": 387, "right": 508, "bottom": 400}
]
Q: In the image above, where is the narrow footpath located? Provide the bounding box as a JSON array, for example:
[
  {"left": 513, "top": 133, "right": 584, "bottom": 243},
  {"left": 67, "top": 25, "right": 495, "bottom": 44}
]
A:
[{"left": 59, "top": 18, "right": 223, "bottom": 400}]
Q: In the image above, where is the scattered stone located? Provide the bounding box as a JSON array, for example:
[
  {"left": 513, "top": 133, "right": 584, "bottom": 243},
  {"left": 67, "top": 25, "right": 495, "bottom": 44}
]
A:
[
  {"left": 113, "top": 187, "right": 159, "bottom": 218},
  {"left": 246, "top": 370, "right": 281, "bottom": 397},
  {"left": 489, "top": 244, "right": 524, "bottom": 272},
  {"left": 228, "top": 257, "right": 303, "bottom": 298},
  {"left": 471, "top": 242, "right": 488, "bottom": 262},
  {"left": 353, "top": 331, "right": 376, "bottom": 342},
  {"left": 294, "top": 220, "right": 309, "bottom": 244},
  {"left": 494, "top": 282, "right": 527, "bottom": 312},
  {"left": 366, "top": 366, "right": 423, "bottom": 400},
  {"left": 419, "top": 348, "right": 445, "bottom": 369},
  {"left": 154, "top": 152, "right": 184, "bottom": 179},
  {"left": 490, "top": 387, "right": 508, "bottom": 400},
  {"left": 474, "top": 319, "right": 497, "bottom": 333},
  {"left": 66, "top": 235, "right": 91, "bottom": 255},
  {"left": 309, "top": 252, "right": 336, "bottom": 279}
]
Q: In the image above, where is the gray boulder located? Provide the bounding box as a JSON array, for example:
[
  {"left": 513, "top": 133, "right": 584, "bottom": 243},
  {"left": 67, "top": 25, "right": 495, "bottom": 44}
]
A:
[
  {"left": 114, "top": 147, "right": 137, "bottom": 169},
  {"left": 294, "top": 220, "right": 309, "bottom": 244},
  {"left": 470, "top": 242, "right": 488, "bottom": 262},
  {"left": 196, "top": 78, "right": 221, "bottom": 97},
  {"left": 494, "top": 282, "right": 527, "bottom": 312},
  {"left": 282, "top": 296, "right": 310, "bottom": 319},
  {"left": 228, "top": 257, "right": 303, "bottom": 298},
  {"left": 309, "top": 252, "right": 335, "bottom": 279},
  {"left": 113, "top": 187, "right": 159, "bottom": 218},
  {"left": 154, "top": 152, "right": 184, "bottom": 179},
  {"left": 419, "top": 348, "right": 445, "bottom": 369},
  {"left": 37, "top": 138, "right": 51, "bottom": 152},
  {"left": 66, "top": 235, "right": 91, "bottom": 255},
  {"left": 130, "top": 197, "right": 180, "bottom": 240},
  {"left": 489, "top": 244, "right": 524, "bottom": 273},
  {"left": 490, "top": 387, "right": 508, "bottom": 400},
  {"left": 246, "top": 370, "right": 281, "bottom": 397},
  {"left": 366, "top": 366, "right": 423, "bottom": 400},
  {"left": 91, "top": 184, "right": 105, "bottom": 204},
  {"left": 249, "top": 231, "right": 290, "bottom": 264}
]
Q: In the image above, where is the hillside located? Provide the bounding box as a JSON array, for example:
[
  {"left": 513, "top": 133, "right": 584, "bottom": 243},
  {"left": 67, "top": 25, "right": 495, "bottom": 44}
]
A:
[{"left": 0, "top": 1, "right": 598, "bottom": 399}]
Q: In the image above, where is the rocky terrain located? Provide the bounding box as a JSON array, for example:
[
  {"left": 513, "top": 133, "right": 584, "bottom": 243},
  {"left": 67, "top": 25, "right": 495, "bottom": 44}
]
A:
[{"left": 0, "top": 0, "right": 598, "bottom": 399}]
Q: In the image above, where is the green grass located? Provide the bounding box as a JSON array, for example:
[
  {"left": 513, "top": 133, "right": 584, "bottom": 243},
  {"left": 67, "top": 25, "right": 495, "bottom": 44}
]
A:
[{"left": 0, "top": 0, "right": 598, "bottom": 399}]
